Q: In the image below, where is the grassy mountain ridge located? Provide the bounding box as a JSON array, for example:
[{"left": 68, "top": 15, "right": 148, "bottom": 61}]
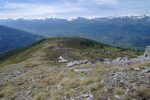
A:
[
  {"left": 0, "top": 37, "right": 148, "bottom": 100},
  {"left": 0, "top": 37, "right": 143, "bottom": 66}
]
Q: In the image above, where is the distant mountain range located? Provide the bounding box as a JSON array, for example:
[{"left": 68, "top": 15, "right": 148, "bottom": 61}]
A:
[
  {"left": 0, "top": 16, "right": 150, "bottom": 49},
  {"left": 0, "top": 25, "right": 43, "bottom": 53}
]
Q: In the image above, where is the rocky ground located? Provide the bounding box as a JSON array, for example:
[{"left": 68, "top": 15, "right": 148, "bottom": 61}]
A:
[
  {"left": 0, "top": 38, "right": 148, "bottom": 100},
  {"left": 102, "top": 66, "right": 150, "bottom": 100},
  {"left": 0, "top": 59, "right": 150, "bottom": 100}
]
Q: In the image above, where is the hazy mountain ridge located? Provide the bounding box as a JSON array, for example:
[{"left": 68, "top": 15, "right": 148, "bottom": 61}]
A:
[
  {"left": 0, "top": 16, "right": 150, "bottom": 49},
  {"left": 0, "top": 25, "right": 43, "bottom": 53}
]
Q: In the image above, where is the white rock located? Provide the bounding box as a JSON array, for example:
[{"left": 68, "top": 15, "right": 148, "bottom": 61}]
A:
[
  {"left": 141, "top": 68, "right": 150, "bottom": 74},
  {"left": 67, "top": 60, "right": 88, "bottom": 67},
  {"left": 114, "top": 95, "right": 121, "bottom": 99},
  {"left": 134, "top": 67, "right": 141, "bottom": 71},
  {"left": 58, "top": 56, "right": 68, "bottom": 62},
  {"left": 74, "top": 69, "right": 93, "bottom": 73}
]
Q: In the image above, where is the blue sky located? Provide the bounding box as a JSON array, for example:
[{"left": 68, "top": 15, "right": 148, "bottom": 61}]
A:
[{"left": 0, "top": 0, "right": 150, "bottom": 19}]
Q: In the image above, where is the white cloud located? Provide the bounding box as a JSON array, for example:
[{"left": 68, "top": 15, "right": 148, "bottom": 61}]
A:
[
  {"left": 0, "top": 0, "right": 149, "bottom": 19},
  {"left": 95, "top": 0, "right": 118, "bottom": 5},
  {"left": 79, "top": 0, "right": 119, "bottom": 5},
  {"left": 0, "top": 2, "right": 85, "bottom": 18}
]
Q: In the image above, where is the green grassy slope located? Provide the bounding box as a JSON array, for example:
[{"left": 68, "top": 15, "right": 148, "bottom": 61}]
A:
[
  {"left": 0, "top": 39, "right": 46, "bottom": 65},
  {"left": 0, "top": 37, "right": 143, "bottom": 66}
]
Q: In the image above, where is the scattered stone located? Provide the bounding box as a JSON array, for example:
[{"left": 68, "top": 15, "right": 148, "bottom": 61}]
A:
[
  {"left": 57, "top": 84, "right": 62, "bottom": 89},
  {"left": 74, "top": 68, "right": 93, "bottom": 73},
  {"left": 58, "top": 56, "right": 68, "bottom": 62},
  {"left": 104, "top": 59, "right": 113, "bottom": 65},
  {"left": 1, "top": 46, "right": 150, "bottom": 100},
  {"left": 91, "top": 58, "right": 105, "bottom": 64},
  {"left": 134, "top": 67, "right": 141, "bottom": 71},
  {"left": 102, "top": 67, "right": 150, "bottom": 100},
  {"left": 141, "top": 68, "right": 150, "bottom": 74},
  {"left": 80, "top": 92, "right": 94, "bottom": 100},
  {"left": 114, "top": 95, "right": 121, "bottom": 99},
  {"left": 67, "top": 60, "right": 89, "bottom": 67}
]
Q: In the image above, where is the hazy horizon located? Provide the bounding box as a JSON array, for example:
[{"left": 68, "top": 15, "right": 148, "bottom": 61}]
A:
[{"left": 0, "top": 15, "right": 149, "bottom": 20}]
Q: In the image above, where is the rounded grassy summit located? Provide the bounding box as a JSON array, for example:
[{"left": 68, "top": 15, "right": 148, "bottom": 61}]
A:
[{"left": 0, "top": 37, "right": 141, "bottom": 65}]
